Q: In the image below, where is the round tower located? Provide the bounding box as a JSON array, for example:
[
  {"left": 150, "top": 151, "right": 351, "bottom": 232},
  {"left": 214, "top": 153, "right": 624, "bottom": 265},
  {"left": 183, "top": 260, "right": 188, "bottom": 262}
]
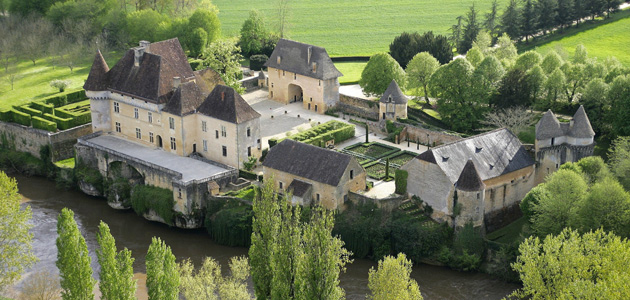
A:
[{"left": 453, "top": 159, "right": 486, "bottom": 228}]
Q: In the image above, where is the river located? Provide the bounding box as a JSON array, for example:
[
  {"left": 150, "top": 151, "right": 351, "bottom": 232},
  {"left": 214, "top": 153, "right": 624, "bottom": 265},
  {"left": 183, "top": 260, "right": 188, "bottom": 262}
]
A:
[{"left": 16, "top": 174, "right": 518, "bottom": 299}]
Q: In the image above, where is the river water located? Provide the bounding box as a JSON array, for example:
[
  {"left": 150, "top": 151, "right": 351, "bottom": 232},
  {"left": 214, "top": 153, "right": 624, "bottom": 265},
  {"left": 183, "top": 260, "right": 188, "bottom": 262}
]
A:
[{"left": 17, "top": 174, "right": 518, "bottom": 299}]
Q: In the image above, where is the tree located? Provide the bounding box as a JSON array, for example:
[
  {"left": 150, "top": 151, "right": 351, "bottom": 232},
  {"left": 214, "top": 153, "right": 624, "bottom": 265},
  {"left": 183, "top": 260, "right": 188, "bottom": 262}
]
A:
[
  {"left": 483, "top": 1, "right": 500, "bottom": 42},
  {"left": 389, "top": 32, "right": 421, "bottom": 69},
  {"left": 580, "top": 78, "right": 609, "bottom": 134},
  {"left": 406, "top": 52, "right": 439, "bottom": 104},
  {"left": 239, "top": 10, "right": 270, "bottom": 57},
  {"left": 458, "top": 4, "right": 481, "bottom": 54},
  {"left": 367, "top": 253, "right": 422, "bottom": 300},
  {"left": 492, "top": 69, "right": 532, "bottom": 108},
  {"left": 218, "top": 256, "right": 251, "bottom": 300},
  {"left": 96, "top": 221, "right": 136, "bottom": 300},
  {"left": 608, "top": 136, "right": 630, "bottom": 191},
  {"left": 466, "top": 47, "right": 484, "bottom": 69},
  {"left": 49, "top": 79, "right": 71, "bottom": 93},
  {"left": 556, "top": 0, "right": 575, "bottom": 29},
  {"left": 604, "top": 0, "right": 622, "bottom": 17},
  {"left": 541, "top": 51, "right": 564, "bottom": 74},
  {"left": 471, "top": 31, "right": 492, "bottom": 54},
  {"left": 188, "top": 8, "right": 221, "bottom": 46},
  {"left": 449, "top": 15, "right": 464, "bottom": 53},
  {"left": 201, "top": 39, "right": 245, "bottom": 93},
  {"left": 275, "top": 0, "right": 291, "bottom": 38},
  {"left": 56, "top": 208, "right": 95, "bottom": 300},
  {"left": 578, "top": 177, "right": 630, "bottom": 237},
  {"left": 510, "top": 229, "right": 630, "bottom": 299},
  {"left": 573, "top": 44, "right": 588, "bottom": 64},
  {"left": 521, "top": 0, "right": 537, "bottom": 41},
  {"left": 146, "top": 237, "right": 179, "bottom": 300},
  {"left": 513, "top": 51, "right": 542, "bottom": 72},
  {"left": 0, "top": 171, "right": 36, "bottom": 291},
  {"left": 249, "top": 179, "right": 280, "bottom": 300},
  {"left": 472, "top": 55, "right": 504, "bottom": 105},
  {"left": 481, "top": 106, "right": 534, "bottom": 136},
  {"left": 543, "top": 68, "right": 567, "bottom": 110},
  {"left": 179, "top": 257, "right": 221, "bottom": 300},
  {"left": 295, "top": 205, "right": 351, "bottom": 300},
  {"left": 536, "top": 0, "right": 558, "bottom": 34},
  {"left": 418, "top": 31, "right": 453, "bottom": 65},
  {"left": 492, "top": 33, "right": 517, "bottom": 62},
  {"left": 360, "top": 53, "right": 406, "bottom": 97},
  {"left": 125, "top": 9, "right": 168, "bottom": 44},
  {"left": 270, "top": 193, "right": 301, "bottom": 300},
  {"left": 9, "top": 0, "right": 61, "bottom": 16},
  {"left": 607, "top": 75, "right": 630, "bottom": 137},
  {"left": 19, "top": 270, "right": 62, "bottom": 300},
  {"left": 188, "top": 27, "right": 207, "bottom": 58},
  {"left": 501, "top": 0, "right": 521, "bottom": 41},
  {"left": 561, "top": 62, "right": 587, "bottom": 102},
  {"left": 527, "top": 65, "right": 547, "bottom": 107}
]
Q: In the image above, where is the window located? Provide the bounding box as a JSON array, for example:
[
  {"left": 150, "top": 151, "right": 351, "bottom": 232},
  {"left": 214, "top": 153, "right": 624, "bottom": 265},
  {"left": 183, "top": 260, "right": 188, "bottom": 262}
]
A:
[
  {"left": 318, "top": 80, "right": 321, "bottom": 86},
  {"left": 169, "top": 117, "right": 175, "bottom": 129},
  {"left": 248, "top": 146, "right": 251, "bottom": 157},
  {"left": 149, "top": 132, "right": 154, "bottom": 143},
  {"left": 203, "top": 140, "right": 208, "bottom": 152},
  {"left": 221, "top": 125, "right": 227, "bottom": 137},
  {"left": 257, "top": 139, "right": 261, "bottom": 149},
  {"left": 279, "top": 182, "right": 283, "bottom": 189},
  {"left": 310, "top": 97, "right": 312, "bottom": 102},
  {"left": 316, "top": 194, "right": 320, "bottom": 202},
  {"left": 113, "top": 102, "right": 120, "bottom": 113},
  {"left": 115, "top": 122, "right": 121, "bottom": 133},
  {"left": 216, "top": 130, "right": 219, "bottom": 139},
  {"left": 551, "top": 137, "right": 555, "bottom": 145},
  {"left": 294, "top": 73, "right": 296, "bottom": 80},
  {"left": 222, "top": 146, "right": 227, "bottom": 157},
  {"left": 134, "top": 108, "right": 139, "bottom": 119},
  {"left": 247, "top": 127, "right": 251, "bottom": 137},
  {"left": 135, "top": 128, "right": 141, "bottom": 139},
  {"left": 271, "top": 83, "right": 274, "bottom": 88},
  {"left": 170, "top": 137, "right": 176, "bottom": 150},
  {"left": 148, "top": 112, "right": 153, "bottom": 123},
  {"left": 315, "top": 105, "right": 318, "bottom": 112},
  {"left": 350, "top": 170, "right": 354, "bottom": 179},
  {"left": 178, "top": 188, "right": 182, "bottom": 199},
  {"left": 283, "top": 70, "right": 285, "bottom": 76},
  {"left": 202, "top": 121, "right": 207, "bottom": 132}
]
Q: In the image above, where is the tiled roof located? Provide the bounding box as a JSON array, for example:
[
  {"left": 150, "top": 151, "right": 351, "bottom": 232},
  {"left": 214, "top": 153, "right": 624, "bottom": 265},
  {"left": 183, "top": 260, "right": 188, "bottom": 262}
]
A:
[
  {"left": 568, "top": 105, "right": 595, "bottom": 138},
  {"left": 197, "top": 85, "right": 261, "bottom": 124},
  {"left": 163, "top": 82, "right": 206, "bottom": 116},
  {"left": 535, "top": 110, "right": 564, "bottom": 139},
  {"left": 455, "top": 159, "right": 485, "bottom": 191},
  {"left": 379, "top": 80, "right": 408, "bottom": 104},
  {"left": 287, "top": 179, "right": 312, "bottom": 197},
  {"left": 264, "top": 39, "right": 342, "bottom": 80},
  {"left": 83, "top": 50, "right": 109, "bottom": 91}
]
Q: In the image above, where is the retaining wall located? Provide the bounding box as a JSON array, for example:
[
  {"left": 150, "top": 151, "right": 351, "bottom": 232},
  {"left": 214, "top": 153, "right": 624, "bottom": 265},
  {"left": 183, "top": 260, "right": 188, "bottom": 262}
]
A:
[
  {"left": 338, "top": 94, "right": 379, "bottom": 120},
  {"left": 397, "top": 122, "right": 461, "bottom": 147}
]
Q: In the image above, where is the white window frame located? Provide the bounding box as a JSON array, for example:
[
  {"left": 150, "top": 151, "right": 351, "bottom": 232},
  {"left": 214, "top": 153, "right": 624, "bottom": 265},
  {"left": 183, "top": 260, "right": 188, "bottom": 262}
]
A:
[
  {"left": 203, "top": 140, "right": 208, "bottom": 152},
  {"left": 134, "top": 108, "right": 139, "bottom": 119},
  {"left": 169, "top": 117, "right": 175, "bottom": 130},
  {"left": 148, "top": 112, "right": 153, "bottom": 123},
  {"left": 113, "top": 102, "right": 120, "bottom": 113}
]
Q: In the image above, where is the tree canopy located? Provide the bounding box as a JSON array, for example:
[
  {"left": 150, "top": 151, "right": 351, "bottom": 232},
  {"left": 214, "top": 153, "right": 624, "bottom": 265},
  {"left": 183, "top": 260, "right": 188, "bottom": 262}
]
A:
[
  {"left": 367, "top": 253, "right": 423, "bottom": 300},
  {"left": 360, "top": 53, "right": 406, "bottom": 97},
  {"left": 56, "top": 208, "right": 95, "bottom": 300}
]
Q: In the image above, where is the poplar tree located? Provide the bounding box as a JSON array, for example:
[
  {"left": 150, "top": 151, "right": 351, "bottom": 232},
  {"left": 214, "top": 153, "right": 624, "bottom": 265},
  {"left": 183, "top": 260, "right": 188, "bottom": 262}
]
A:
[
  {"left": 367, "top": 254, "right": 423, "bottom": 300},
  {"left": 96, "top": 221, "right": 136, "bottom": 300},
  {"left": 56, "top": 208, "right": 96, "bottom": 300},
  {"left": 146, "top": 237, "right": 179, "bottom": 300},
  {"left": 270, "top": 196, "right": 301, "bottom": 299}
]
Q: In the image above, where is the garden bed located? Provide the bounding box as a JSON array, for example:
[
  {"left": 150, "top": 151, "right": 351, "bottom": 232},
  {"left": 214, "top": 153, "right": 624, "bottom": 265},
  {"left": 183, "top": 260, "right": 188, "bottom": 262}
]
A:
[
  {"left": 387, "top": 151, "right": 417, "bottom": 166},
  {"left": 345, "top": 142, "right": 398, "bottom": 159}
]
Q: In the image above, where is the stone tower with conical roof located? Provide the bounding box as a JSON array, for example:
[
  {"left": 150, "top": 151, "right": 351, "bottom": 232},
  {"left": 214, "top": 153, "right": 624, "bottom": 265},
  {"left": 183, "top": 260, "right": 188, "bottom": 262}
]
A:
[
  {"left": 379, "top": 80, "right": 408, "bottom": 121},
  {"left": 453, "top": 159, "right": 486, "bottom": 228},
  {"left": 534, "top": 105, "right": 595, "bottom": 184}
]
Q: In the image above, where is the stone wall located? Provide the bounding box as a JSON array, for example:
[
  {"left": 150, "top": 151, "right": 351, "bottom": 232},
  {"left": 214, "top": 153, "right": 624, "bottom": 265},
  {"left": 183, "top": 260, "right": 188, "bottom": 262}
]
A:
[
  {"left": 0, "top": 120, "right": 92, "bottom": 161},
  {"left": 338, "top": 94, "right": 379, "bottom": 120},
  {"left": 397, "top": 122, "right": 461, "bottom": 147},
  {"left": 347, "top": 192, "right": 406, "bottom": 212},
  {"left": 240, "top": 76, "right": 260, "bottom": 93}
]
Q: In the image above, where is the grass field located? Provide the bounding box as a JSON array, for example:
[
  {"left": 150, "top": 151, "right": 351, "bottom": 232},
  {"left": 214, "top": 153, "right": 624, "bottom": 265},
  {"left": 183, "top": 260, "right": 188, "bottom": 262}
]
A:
[
  {"left": 334, "top": 61, "right": 367, "bottom": 85},
  {"left": 0, "top": 52, "right": 122, "bottom": 110},
  {"left": 520, "top": 9, "right": 630, "bottom": 66},
  {"left": 213, "top": 0, "right": 507, "bottom": 56}
]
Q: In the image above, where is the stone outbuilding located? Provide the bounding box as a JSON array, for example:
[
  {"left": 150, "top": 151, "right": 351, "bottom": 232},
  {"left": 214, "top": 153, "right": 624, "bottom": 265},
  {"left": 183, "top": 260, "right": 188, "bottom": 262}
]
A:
[
  {"left": 262, "top": 139, "right": 366, "bottom": 209},
  {"left": 257, "top": 71, "right": 267, "bottom": 88},
  {"left": 401, "top": 128, "right": 535, "bottom": 230},
  {"left": 379, "top": 80, "right": 408, "bottom": 121},
  {"left": 264, "top": 39, "right": 343, "bottom": 114},
  {"left": 534, "top": 105, "right": 595, "bottom": 184}
]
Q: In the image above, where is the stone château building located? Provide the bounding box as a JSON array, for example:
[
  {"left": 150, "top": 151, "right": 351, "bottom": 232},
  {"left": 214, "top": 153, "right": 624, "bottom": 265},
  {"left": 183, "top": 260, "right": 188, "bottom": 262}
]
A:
[
  {"left": 534, "top": 105, "right": 595, "bottom": 184},
  {"left": 264, "top": 39, "right": 343, "bottom": 113},
  {"left": 379, "top": 80, "right": 408, "bottom": 121},
  {"left": 84, "top": 38, "right": 261, "bottom": 169}
]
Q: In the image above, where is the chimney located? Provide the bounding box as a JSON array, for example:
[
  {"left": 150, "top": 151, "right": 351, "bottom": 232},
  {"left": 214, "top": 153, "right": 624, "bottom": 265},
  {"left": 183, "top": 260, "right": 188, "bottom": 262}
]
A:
[
  {"left": 134, "top": 41, "right": 150, "bottom": 67},
  {"left": 221, "top": 91, "right": 225, "bottom": 100},
  {"left": 312, "top": 62, "right": 317, "bottom": 73},
  {"left": 277, "top": 56, "right": 282, "bottom": 64},
  {"left": 307, "top": 46, "right": 312, "bottom": 64},
  {"left": 139, "top": 40, "right": 150, "bottom": 48},
  {"left": 173, "top": 77, "right": 181, "bottom": 90}
]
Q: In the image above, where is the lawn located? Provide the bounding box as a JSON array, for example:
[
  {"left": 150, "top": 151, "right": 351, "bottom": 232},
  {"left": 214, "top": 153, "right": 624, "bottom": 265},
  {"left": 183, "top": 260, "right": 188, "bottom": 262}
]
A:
[
  {"left": 0, "top": 52, "right": 122, "bottom": 110},
  {"left": 334, "top": 61, "right": 367, "bottom": 85},
  {"left": 213, "top": 0, "right": 508, "bottom": 56},
  {"left": 520, "top": 9, "right": 630, "bottom": 66}
]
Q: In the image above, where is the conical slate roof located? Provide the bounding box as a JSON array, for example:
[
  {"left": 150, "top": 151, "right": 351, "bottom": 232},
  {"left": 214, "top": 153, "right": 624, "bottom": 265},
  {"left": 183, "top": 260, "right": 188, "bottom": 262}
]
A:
[
  {"left": 569, "top": 105, "right": 595, "bottom": 138},
  {"left": 416, "top": 149, "right": 437, "bottom": 164},
  {"left": 455, "top": 159, "right": 485, "bottom": 191},
  {"left": 535, "top": 110, "right": 564, "bottom": 139},
  {"left": 379, "top": 80, "right": 408, "bottom": 104},
  {"left": 83, "top": 50, "right": 109, "bottom": 91},
  {"left": 258, "top": 71, "right": 266, "bottom": 79}
]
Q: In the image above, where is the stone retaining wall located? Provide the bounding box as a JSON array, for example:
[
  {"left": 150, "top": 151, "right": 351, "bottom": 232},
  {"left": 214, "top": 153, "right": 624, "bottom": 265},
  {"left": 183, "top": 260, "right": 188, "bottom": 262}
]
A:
[
  {"left": 240, "top": 77, "right": 261, "bottom": 93},
  {"left": 397, "top": 122, "right": 461, "bottom": 147},
  {"left": 338, "top": 94, "right": 379, "bottom": 120},
  {"left": 348, "top": 191, "right": 406, "bottom": 212}
]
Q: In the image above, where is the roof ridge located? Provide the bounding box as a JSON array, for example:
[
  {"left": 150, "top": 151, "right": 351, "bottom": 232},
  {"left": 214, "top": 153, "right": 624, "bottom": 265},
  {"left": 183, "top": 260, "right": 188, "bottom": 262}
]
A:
[{"left": 431, "top": 127, "right": 507, "bottom": 150}]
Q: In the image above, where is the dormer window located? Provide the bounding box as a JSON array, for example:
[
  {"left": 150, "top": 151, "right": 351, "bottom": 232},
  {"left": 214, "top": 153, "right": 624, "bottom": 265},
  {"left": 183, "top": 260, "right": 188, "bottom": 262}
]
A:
[
  {"left": 475, "top": 147, "right": 482, "bottom": 153},
  {"left": 277, "top": 56, "right": 282, "bottom": 64},
  {"left": 388, "top": 95, "right": 392, "bottom": 102},
  {"left": 312, "top": 62, "right": 317, "bottom": 73},
  {"left": 489, "top": 164, "right": 494, "bottom": 170},
  {"left": 442, "top": 156, "right": 449, "bottom": 162}
]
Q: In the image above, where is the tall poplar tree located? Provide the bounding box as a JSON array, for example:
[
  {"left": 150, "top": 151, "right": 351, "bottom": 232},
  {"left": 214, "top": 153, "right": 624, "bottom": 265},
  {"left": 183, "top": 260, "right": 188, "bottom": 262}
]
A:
[
  {"left": 146, "top": 237, "right": 179, "bottom": 300},
  {"left": 96, "top": 221, "right": 136, "bottom": 300},
  {"left": 56, "top": 208, "right": 96, "bottom": 300},
  {"left": 270, "top": 195, "right": 302, "bottom": 299}
]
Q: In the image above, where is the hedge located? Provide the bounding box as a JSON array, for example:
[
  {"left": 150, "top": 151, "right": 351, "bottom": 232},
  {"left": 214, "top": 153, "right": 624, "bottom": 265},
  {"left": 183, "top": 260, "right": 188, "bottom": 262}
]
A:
[
  {"left": 239, "top": 169, "right": 257, "bottom": 180},
  {"left": 249, "top": 54, "right": 268, "bottom": 71},
  {"left": 280, "top": 120, "right": 355, "bottom": 147},
  {"left": 32, "top": 116, "right": 57, "bottom": 132},
  {"left": 11, "top": 110, "right": 31, "bottom": 126},
  {"left": 395, "top": 169, "right": 408, "bottom": 194},
  {"left": 42, "top": 89, "right": 87, "bottom": 107},
  {"left": 14, "top": 105, "right": 43, "bottom": 117},
  {"left": 42, "top": 113, "right": 73, "bottom": 130},
  {"left": 54, "top": 108, "right": 91, "bottom": 128},
  {"left": 130, "top": 184, "right": 175, "bottom": 225},
  {"left": 31, "top": 101, "right": 55, "bottom": 115},
  {"left": 0, "top": 110, "right": 13, "bottom": 122}
]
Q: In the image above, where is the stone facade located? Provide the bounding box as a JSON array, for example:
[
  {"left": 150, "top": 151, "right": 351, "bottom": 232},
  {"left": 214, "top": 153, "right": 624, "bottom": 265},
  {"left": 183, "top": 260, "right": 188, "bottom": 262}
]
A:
[
  {"left": 337, "top": 94, "right": 379, "bottom": 120},
  {"left": 398, "top": 123, "right": 462, "bottom": 146}
]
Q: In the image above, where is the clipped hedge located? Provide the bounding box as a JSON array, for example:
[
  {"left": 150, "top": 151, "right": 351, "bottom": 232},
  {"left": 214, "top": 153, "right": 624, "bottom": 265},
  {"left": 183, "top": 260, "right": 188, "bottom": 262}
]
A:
[
  {"left": 239, "top": 169, "right": 257, "bottom": 180},
  {"left": 14, "top": 105, "right": 43, "bottom": 117},
  {"left": 42, "top": 113, "right": 73, "bottom": 130},
  {"left": 395, "top": 169, "right": 408, "bottom": 194},
  {"left": 54, "top": 108, "right": 91, "bottom": 128},
  {"left": 130, "top": 184, "right": 175, "bottom": 225},
  {"left": 11, "top": 110, "right": 31, "bottom": 126},
  {"left": 0, "top": 110, "right": 13, "bottom": 122},
  {"left": 32, "top": 116, "right": 57, "bottom": 132},
  {"left": 43, "top": 89, "right": 87, "bottom": 107},
  {"left": 249, "top": 54, "right": 268, "bottom": 71},
  {"left": 31, "top": 101, "right": 55, "bottom": 115},
  {"left": 279, "top": 120, "right": 355, "bottom": 147}
]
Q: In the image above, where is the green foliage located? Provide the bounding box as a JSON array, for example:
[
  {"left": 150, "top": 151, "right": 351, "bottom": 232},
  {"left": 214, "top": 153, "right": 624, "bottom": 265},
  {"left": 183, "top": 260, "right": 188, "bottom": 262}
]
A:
[
  {"left": 0, "top": 171, "right": 36, "bottom": 291},
  {"left": 188, "top": 8, "right": 221, "bottom": 46},
  {"left": 146, "top": 237, "right": 180, "bottom": 300},
  {"left": 205, "top": 200, "right": 253, "bottom": 247},
  {"left": 367, "top": 254, "right": 423, "bottom": 300},
  {"left": 520, "top": 184, "right": 547, "bottom": 220},
  {"left": 249, "top": 179, "right": 279, "bottom": 299},
  {"left": 32, "top": 116, "right": 57, "bottom": 132},
  {"left": 394, "top": 169, "right": 408, "bottom": 194},
  {"left": 10, "top": 109, "right": 32, "bottom": 127},
  {"left": 406, "top": 52, "right": 439, "bottom": 102},
  {"left": 49, "top": 79, "right": 71, "bottom": 92},
  {"left": 56, "top": 208, "right": 95, "bottom": 300},
  {"left": 201, "top": 39, "right": 244, "bottom": 92},
  {"left": 76, "top": 166, "right": 104, "bottom": 193},
  {"left": 96, "top": 221, "right": 136, "bottom": 300},
  {"left": 243, "top": 156, "right": 257, "bottom": 171},
  {"left": 513, "top": 51, "right": 543, "bottom": 72},
  {"left": 333, "top": 202, "right": 391, "bottom": 261},
  {"left": 239, "top": 10, "right": 273, "bottom": 57},
  {"left": 31, "top": 101, "right": 55, "bottom": 115},
  {"left": 238, "top": 169, "right": 258, "bottom": 180},
  {"left": 130, "top": 185, "right": 175, "bottom": 226},
  {"left": 360, "top": 53, "right": 406, "bottom": 97},
  {"left": 391, "top": 215, "right": 452, "bottom": 263},
  {"left": 608, "top": 136, "right": 630, "bottom": 190},
  {"left": 389, "top": 32, "right": 422, "bottom": 69},
  {"left": 608, "top": 75, "right": 630, "bottom": 137},
  {"left": 578, "top": 177, "right": 630, "bottom": 237},
  {"left": 126, "top": 9, "right": 169, "bottom": 44},
  {"left": 179, "top": 256, "right": 251, "bottom": 300},
  {"left": 279, "top": 120, "right": 355, "bottom": 146},
  {"left": 510, "top": 228, "right": 630, "bottom": 299},
  {"left": 15, "top": 105, "right": 43, "bottom": 118},
  {"left": 249, "top": 54, "right": 268, "bottom": 71},
  {"left": 188, "top": 27, "right": 208, "bottom": 58}
]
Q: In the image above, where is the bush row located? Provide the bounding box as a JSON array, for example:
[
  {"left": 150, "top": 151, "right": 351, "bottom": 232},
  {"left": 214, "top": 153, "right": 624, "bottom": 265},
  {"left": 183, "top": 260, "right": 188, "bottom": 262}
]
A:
[
  {"left": 42, "top": 89, "right": 87, "bottom": 107},
  {"left": 32, "top": 116, "right": 57, "bottom": 132},
  {"left": 269, "top": 120, "right": 355, "bottom": 148},
  {"left": 0, "top": 102, "right": 91, "bottom": 131},
  {"left": 130, "top": 184, "right": 176, "bottom": 226}
]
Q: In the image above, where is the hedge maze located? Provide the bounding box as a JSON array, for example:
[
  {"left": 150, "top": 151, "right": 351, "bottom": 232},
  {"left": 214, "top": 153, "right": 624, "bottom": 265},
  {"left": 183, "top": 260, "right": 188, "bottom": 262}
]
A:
[
  {"left": 343, "top": 142, "right": 417, "bottom": 180},
  {"left": 0, "top": 90, "right": 91, "bottom": 132},
  {"left": 268, "top": 120, "right": 355, "bottom": 148}
]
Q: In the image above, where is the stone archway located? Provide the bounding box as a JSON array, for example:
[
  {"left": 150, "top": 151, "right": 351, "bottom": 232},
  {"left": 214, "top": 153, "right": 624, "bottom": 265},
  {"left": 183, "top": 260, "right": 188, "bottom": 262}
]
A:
[
  {"left": 156, "top": 135, "right": 163, "bottom": 148},
  {"left": 288, "top": 84, "right": 303, "bottom": 103},
  {"left": 106, "top": 161, "right": 145, "bottom": 209}
]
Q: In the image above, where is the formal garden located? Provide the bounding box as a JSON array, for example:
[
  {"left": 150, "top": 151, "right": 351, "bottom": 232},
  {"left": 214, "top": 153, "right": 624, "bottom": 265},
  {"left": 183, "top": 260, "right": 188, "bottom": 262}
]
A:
[
  {"left": 268, "top": 120, "right": 355, "bottom": 147},
  {"left": 342, "top": 142, "right": 418, "bottom": 180}
]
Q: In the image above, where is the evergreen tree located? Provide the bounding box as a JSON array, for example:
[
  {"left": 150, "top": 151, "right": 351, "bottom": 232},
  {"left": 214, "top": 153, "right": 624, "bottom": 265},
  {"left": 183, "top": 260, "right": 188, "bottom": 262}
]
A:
[
  {"left": 483, "top": 0, "right": 501, "bottom": 42},
  {"left": 458, "top": 4, "right": 481, "bottom": 54},
  {"left": 604, "top": 0, "right": 621, "bottom": 17},
  {"left": 501, "top": 0, "right": 522, "bottom": 41},
  {"left": 573, "top": 0, "right": 590, "bottom": 25},
  {"left": 520, "top": 0, "right": 538, "bottom": 41},
  {"left": 537, "top": 0, "right": 559, "bottom": 34},
  {"left": 587, "top": 0, "right": 607, "bottom": 19},
  {"left": 56, "top": 208, "right": 96, "bottom": 300},
  {"left": 389, "top": 32, "right": 422, "bottom": 69},
  {"left": 449, "top": 15, "right": 464, "bottom": 52},
  {"left": 556, "top": 0, "right": 575, "bottom": 30},
  {"left": 96, "top": 221, "right": 136, "bottom": 300},
  {"left": 418, "top": 31, "right": 453, "bottom": 65},
  {"left": 146, "top": 237, "right": 179, "bottom": 300}
]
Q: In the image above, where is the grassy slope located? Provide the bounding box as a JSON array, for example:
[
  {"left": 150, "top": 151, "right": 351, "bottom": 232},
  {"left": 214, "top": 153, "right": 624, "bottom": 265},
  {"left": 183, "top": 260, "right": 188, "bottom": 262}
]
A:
[
  {"left": 335, "top": 61, "right": 367, "bottom": 84},
  {"left": 520, "top": 9, "right": 630, "bottom": 65},
  {"left": 213, "top": 0, "right": 507, "bottom": 56},
  {"left": 0, "top": 52, "right": 122, "bottom": 110}
]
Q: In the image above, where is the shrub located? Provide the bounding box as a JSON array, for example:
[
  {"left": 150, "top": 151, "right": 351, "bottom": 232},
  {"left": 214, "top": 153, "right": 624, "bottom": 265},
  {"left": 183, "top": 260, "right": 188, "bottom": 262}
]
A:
[
  {"left": 32, "top": 116, "right": 57, "bottom": 132},
  {"left": 14, "top": 105, "right": 43, "bottom": 117},
  {"left": 107, "top": 177, "right": 132, "bottom": 207},
  {"left": 189, "top": 58, "right": 203, "bottom": 70},
  {"left": 42, "top": 90, "right": 87, "bottom": 107},
  {"left": 76, "top": 166, "right": 104, "bottom": 193},
  {"left": 11, "top": 110, "right": 31, "bottom": 126},
  {"left": 391, "top": 215, "right": 451, "bottom": 262},
  {"left": 42, "top": 113, "right": 73, "bottom": 130},
  {"left": 31, "top": 101, "right": 55, "bottom": 115},
  {"left": 249, "top": 54, "right": 268, "bottom": 71},
  {"left": 205, "top": 200, "right": 253, "bottom": 247},
  {"left": 395, "top": 169, "right": 408, "bottom": 194},
  {"left": 49, "top": 79, "right": 71, "bottom": 92},
  {"left": 0, "top": 148, "right": 46, "bottom": 176},
  {"left": 130, "top": 185, "right": 175, "bottom": 225},
  {"left": 268, "top": 138, "right": 279, "bottom": 147},
  {"left": 333, "top": 202, "right": 391, "bottom": 261},
  {"left": 0, "top": 109, "right": 13, "bottom": 122},
  {"left": 260, "top": 148, "right": 269, "bottom": 162},
  {"left": 239, "top": 169, "right": 257, "bottom": 180}
]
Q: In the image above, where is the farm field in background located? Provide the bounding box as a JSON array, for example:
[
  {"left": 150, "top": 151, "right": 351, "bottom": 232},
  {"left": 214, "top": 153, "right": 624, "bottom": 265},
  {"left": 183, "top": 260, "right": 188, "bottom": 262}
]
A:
[
  {"left": 213, "top": 0, "right": 508, "bottom": 56},
  {"left": 334, "top": 62, "right": 367, "bottom": 85}
]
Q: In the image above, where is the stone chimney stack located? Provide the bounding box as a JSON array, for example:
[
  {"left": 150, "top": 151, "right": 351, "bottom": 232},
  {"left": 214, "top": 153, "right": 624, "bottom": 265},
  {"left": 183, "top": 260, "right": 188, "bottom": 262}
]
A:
[
  {"left": 307, "top": 46, "right": 312, "bottom": 64},
  {"left": 134, "top": 40, "right": 150, "bottom": 67},
  {"left": 221, "top": 92, "right": 225, "bottom": 100},
  {"left": 173, "top": 77, "right": 181, "bottom": 90}
]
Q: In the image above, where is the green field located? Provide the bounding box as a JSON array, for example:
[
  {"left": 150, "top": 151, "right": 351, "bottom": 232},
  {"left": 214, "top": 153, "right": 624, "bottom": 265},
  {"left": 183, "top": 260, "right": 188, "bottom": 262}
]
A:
[
  {"left": 0, "top": 52, "right": 121, "bottom": 110},
  {"left": 334, "top": 61, "right": 367, "bottom": 85},
  {"left": 521, "top": 9, "right": 630, "bottom": 66},
  {"left": 213, "top": 0, "right": 507, "bottom": 56}
]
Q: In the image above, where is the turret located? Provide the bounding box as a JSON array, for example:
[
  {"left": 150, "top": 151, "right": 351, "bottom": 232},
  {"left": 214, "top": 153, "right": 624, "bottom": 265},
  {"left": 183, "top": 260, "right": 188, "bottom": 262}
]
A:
[
  {"left": 379, "top": 80, "right": 408, "bottom": 121},
  {"left": 453, "top": 159, "right": 485, "bottom": 228},
  {"left": 535, "top": 109, "right": 565, "bottom": 151},
  {"left": 567, "top": 105, "right": 595, "bottom": 146}
]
